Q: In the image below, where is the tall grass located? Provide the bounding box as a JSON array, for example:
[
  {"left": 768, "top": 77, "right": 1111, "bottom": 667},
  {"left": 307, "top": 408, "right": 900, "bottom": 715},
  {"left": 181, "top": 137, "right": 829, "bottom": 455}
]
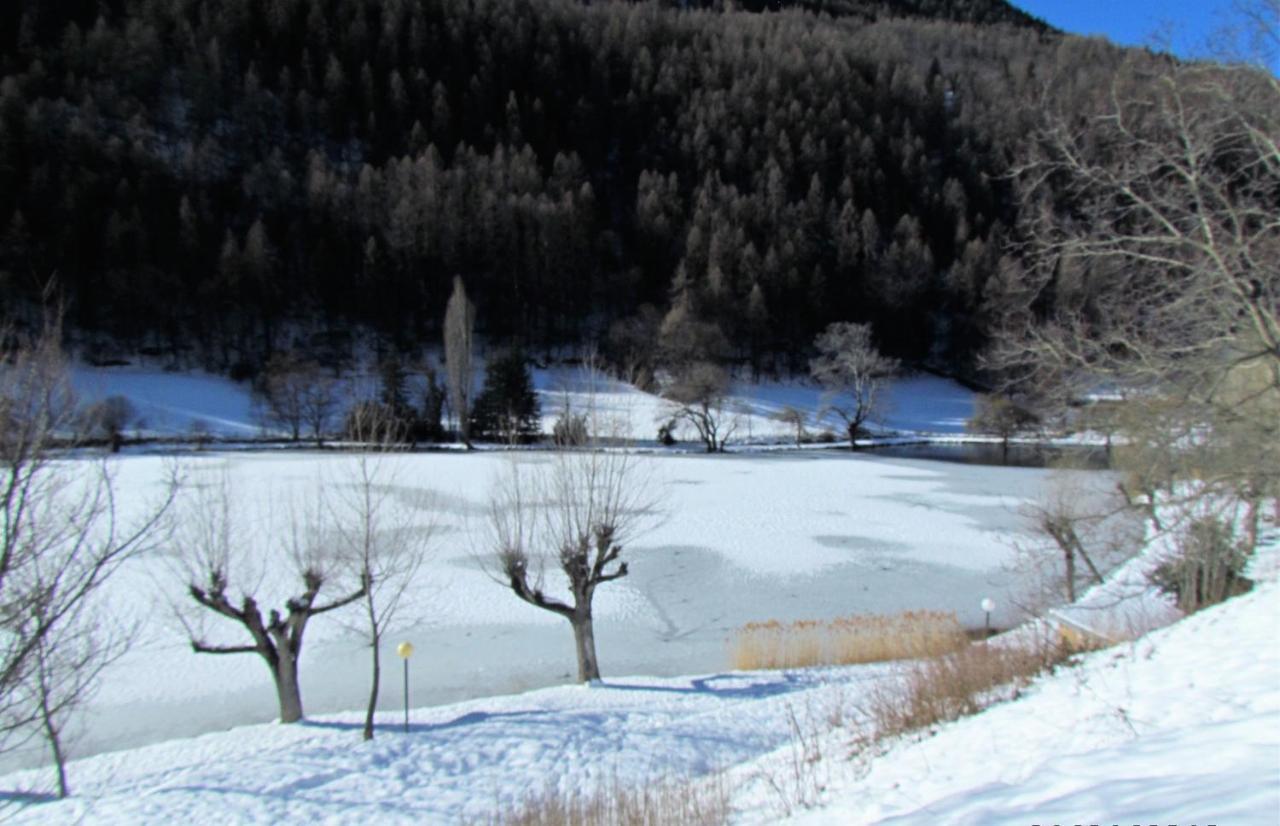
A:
[
  {"left": 493, "top": 774, "right": 729, "bottom": 826},
  {"left": 859, "top": 626, "right": 1101, "bottom": 742},
  {"left": 730, "top": 611, "right": 969, "bottom": 670}
]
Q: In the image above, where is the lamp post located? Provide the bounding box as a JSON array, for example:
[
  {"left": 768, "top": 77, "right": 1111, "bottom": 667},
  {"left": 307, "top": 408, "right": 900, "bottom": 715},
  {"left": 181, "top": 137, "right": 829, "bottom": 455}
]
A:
[
  {"left": 980, "top": 597, "right": 995, "bottom": 637},
  {"left": 396, "top": 641, "right": 414, "bottom": 733}
]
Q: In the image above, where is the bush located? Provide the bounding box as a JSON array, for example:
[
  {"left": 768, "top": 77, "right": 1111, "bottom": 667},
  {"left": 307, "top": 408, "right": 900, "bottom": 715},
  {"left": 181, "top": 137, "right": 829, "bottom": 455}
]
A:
[
  {"left": 861, "top": 639, "right": 1065, "bottom": 741},
  {"left": 657, "top": 419, "right": 677, "bottom": 446},
  {"left": 553, "top": 410, "right": 590, "bottom": 447},
  {"left": 1150, "top": 516, "right": 1253, "bottom": 613},
  {"left": 731, "top": 612, "right": 969, "bottom": 670},
  {"left": 344, "top": 400, "right": 406, "bottom": 443},
  {"left": 80, "top": 395, "right": 137, "bottom": 450}
]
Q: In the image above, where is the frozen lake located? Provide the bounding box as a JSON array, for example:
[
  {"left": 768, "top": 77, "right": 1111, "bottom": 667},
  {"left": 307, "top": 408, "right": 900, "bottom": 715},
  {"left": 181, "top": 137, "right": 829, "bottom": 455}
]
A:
[{"left": 7, "top": 448, "right": 1117, "bottom": 773}]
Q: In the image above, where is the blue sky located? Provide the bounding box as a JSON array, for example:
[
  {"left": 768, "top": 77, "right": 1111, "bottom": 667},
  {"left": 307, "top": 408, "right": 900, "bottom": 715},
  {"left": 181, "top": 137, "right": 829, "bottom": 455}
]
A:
[{"left": 1009, "top": 1, "right": 1260, "bottom": 61}]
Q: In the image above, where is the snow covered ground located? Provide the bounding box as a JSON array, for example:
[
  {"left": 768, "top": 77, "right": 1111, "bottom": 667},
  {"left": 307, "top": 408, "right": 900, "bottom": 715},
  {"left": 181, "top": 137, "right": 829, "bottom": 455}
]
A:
[
  {"left": 15, "top": 361, "right": 1249, "bottom": 824},
  {"left": 2, "top": 529, "right": 1274, "bottom": 824}
]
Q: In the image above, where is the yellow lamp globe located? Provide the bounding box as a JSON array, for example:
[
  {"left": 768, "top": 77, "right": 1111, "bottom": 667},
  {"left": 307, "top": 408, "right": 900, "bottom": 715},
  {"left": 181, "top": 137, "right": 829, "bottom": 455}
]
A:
[{"left": 396, "top": 641, "right": 414, "bottom": 659}]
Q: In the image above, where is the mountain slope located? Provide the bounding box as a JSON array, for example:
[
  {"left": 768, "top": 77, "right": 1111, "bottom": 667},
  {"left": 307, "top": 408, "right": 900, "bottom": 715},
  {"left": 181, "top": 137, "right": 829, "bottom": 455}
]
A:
[{"left": 0, "top": 0, "right": 1111, "bottom": 373}]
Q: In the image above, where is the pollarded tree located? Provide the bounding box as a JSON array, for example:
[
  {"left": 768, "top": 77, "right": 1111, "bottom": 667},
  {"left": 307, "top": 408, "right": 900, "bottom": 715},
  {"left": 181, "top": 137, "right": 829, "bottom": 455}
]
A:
[
  {"left": 180, "top": 481, "right": 367, "bottom": 723},
  {"left": 487, "top": 446, "right": 660, "bottom": 682},
  {"left": 809, "top": 322, "right": 899, "bottom": 450}
]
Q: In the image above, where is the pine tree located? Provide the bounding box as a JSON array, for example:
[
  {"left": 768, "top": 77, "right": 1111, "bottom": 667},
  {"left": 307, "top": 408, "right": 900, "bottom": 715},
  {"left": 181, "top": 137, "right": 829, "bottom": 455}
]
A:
[{"left": 470, "top": 350, "right": 541, "bottom": 443}]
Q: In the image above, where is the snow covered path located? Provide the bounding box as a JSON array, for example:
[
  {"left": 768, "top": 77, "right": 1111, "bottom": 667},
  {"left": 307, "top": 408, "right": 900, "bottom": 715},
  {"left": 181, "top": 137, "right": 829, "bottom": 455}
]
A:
[{"left": 0, "top": 667, "right": 884, "bottom": 824}]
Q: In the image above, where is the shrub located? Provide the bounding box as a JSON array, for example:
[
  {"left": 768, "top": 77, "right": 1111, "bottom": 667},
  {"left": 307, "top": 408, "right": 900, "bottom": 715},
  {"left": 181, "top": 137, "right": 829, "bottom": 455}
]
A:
[
  {"left": 730, "top": 612, "right": 969, "bottom": 671},
  {"left": 344, "top": 400, "right": 407, "bottom": 443},
  {"left": 553, "top": 409, "right": 590, "bottom": 447},
  {"left": 657, "top": 419, "right": 677, "bottom": 446},
  {"left": 861, "top": 639, "right": 1064, "bottom": 741},
  {"left": 1150, "top": 516, "right": 1253, "bottom": 613},
  {"left": 80, "top": 394, "right": 137, "bottom": 450}
]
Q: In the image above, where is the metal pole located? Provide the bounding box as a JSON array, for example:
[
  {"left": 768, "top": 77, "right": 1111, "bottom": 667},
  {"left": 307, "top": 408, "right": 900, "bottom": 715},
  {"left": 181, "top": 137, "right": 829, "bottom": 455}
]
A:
[{"left": 403, "top": 658, "right": 409, "bottom": 733}]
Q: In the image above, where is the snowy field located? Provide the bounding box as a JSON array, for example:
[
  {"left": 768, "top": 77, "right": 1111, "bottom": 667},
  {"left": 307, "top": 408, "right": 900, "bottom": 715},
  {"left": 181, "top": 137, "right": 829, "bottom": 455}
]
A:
[{"left": 2, "top": 530, "right": 1274, "bottom": 824}]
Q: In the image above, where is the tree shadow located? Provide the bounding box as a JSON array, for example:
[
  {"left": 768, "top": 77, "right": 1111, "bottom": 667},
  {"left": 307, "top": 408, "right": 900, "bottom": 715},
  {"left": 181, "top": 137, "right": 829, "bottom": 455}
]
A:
[
  {"left": 0, "top": 789, "right": 60, "bottom": 805},
  {"left": 300, "top": 708, "right": 550, "bottom": 736},
  {"left": 594, "top": 671, "right": 809, "bottom": 700}
]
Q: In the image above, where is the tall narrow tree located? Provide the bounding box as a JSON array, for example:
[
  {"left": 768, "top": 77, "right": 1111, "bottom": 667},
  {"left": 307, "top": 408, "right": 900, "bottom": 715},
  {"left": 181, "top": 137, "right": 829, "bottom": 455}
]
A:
[{"left": 444, "top": 276, "right": 476, "bottom": 446}]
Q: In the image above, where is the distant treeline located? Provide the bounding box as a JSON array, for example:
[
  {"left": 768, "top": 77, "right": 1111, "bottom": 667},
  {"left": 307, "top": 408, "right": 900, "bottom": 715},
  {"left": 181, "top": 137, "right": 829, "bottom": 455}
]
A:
[{"left": 0, "top": 0, "right": 1129, "bottom": 375}]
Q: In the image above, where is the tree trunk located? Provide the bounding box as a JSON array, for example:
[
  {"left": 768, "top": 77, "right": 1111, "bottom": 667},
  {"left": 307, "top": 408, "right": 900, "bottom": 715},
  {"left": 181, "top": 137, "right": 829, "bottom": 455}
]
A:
[
  {"left": 35, "top": 651, "right": 68, "bottom": 798},
  {"left": 43, "top": 715, "right": 67, "bottom": 799},
  {"left": 847, "top": 421, "right": 860, "bottom": 451},
  {"left": 363, "top": 641, "right": 381, "bottom": 741},
  {"left": 274, "top": 653, "right": 304, "bottom": 723},
  {"left": 571, "top": 613, "right": 601, "bottom": 683},
  {"left": 1064, "top": 546, "right": 1076, "bottom": 603},
  {"left": 1244, "top": 498, "right": 1260, "bottom": 552}
]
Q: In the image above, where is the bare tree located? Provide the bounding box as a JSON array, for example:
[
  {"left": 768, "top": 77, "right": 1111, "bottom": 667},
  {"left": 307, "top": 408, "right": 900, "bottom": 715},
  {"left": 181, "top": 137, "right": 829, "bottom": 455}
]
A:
[
  {"left": 444, "top": 276, "right": 476, "bottom": 447},
  {"left": 664, "top": 361, "right": 738, "bottom": 453},
  {"left": 257, "top": 353, "right": 338, "bottom": 445},
  {"left": 487, "top": 447, "right": 660, "bottom": 683},
  {"left": 0, "top": 313, "right": 175, "bottom": 792},
  {"left": 1012, "top": 474, "right": 1140, "bottom": 609},
  {"left": 328, "top": 431, "right": 434, "bottom": 741},
  {"left": 966, "top": 394, "right": 1041, "bottom": 463},
  {"left": 809, "top": 322, "right": 899, "bottom": 450},
  {"left": 180, "top": 481, "right": 367, "bottom": 723},
  {"left": 25, "top": 589, "right": 130, "bottom": 798},
  {"left": 300, "top": 372, "right": 340, "bottom": 446},
  {"left": 993, "top": 53, "right": 1279, "bottom": 524},
  {"left": 80, "top": 395, "right": 138, "bottom": 452},
  {"left": 773, "top": 407, "right": 808, "bottom": 446}
]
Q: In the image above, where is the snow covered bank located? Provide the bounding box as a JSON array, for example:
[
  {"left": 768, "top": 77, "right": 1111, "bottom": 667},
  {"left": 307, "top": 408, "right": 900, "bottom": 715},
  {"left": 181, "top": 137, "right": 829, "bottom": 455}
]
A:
[
  {"left": 768, "top": 574, "right": 1280, "bottom": 825},
  {"left": 69, "top": 362, "right": 979, "bottom": 445},
  {"left": 2, "top": 559, "right": 1275, "bottom": 824}
]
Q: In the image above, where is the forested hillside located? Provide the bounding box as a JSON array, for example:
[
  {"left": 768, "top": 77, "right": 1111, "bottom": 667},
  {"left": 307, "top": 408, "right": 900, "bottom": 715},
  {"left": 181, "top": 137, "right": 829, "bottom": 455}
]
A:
[{"left": 0, "top": 0, "right": 1129, "bottom": 373}]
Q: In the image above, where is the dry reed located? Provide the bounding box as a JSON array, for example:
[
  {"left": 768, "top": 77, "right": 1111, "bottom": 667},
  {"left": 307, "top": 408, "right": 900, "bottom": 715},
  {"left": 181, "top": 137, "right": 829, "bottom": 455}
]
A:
[
  {"left": 730, "top": 611, "right": 969, "bottom": 670},
  {"left": 493, "top": 773, "right": 729, "bottom": 826}
]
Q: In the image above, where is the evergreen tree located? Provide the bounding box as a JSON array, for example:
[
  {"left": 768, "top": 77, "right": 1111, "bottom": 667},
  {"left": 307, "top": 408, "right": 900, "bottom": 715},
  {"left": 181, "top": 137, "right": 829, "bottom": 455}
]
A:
[{"left": 470, "top": 350, "right": 541, "bottom": 443}]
